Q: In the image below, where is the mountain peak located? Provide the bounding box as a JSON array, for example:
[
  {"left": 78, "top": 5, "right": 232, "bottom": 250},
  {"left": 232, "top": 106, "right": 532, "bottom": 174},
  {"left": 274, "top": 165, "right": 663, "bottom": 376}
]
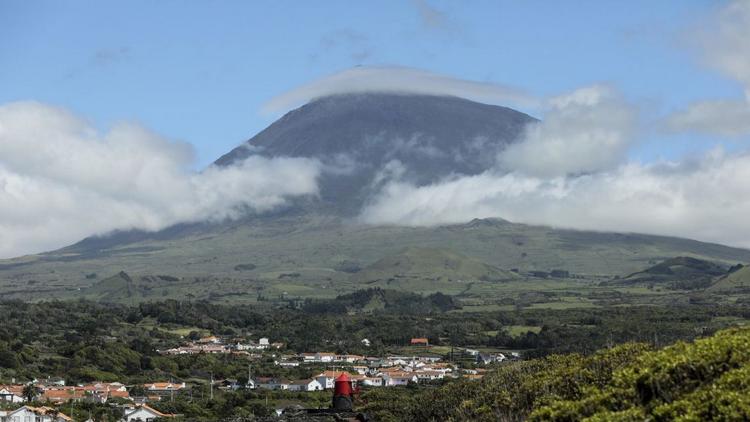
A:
[{"left": 215, "top": 93, "right": 537, "bottom": 214}]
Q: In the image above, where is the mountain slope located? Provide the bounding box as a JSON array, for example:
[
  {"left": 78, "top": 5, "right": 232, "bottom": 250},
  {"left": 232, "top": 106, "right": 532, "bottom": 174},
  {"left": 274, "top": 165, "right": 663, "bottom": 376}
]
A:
[
  {"left": 351, "top": 246, "right": 519, "bottom": 287},
  {"left": 2, "top": 214, "right": 749, "bottom": 302},
  {"left": 612, "top": 256, "right": 730, "bottom": 289},
  {"left": 216, "top": 93, "right": 536, "bottom": 214},
  {"left": 708, "top": 265, "right": 750, "bottom": 292},
  {"left": 2, "top": 94, "right": 750, "bottom": 304}
]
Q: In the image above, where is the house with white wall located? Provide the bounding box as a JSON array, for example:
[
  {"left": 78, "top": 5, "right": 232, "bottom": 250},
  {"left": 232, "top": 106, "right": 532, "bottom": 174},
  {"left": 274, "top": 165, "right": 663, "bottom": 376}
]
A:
[
  {"left": 5, "top": 406, "right": 71, "bottom": 422},
  {"left": 288, "top": 379, "right": 323, "bottom": 392},
  {"left": 122, "top": 404, "right": 176, "bottom": 421},
  {"left": 0, "top": 385, "right": 24, "bottom": 403}
]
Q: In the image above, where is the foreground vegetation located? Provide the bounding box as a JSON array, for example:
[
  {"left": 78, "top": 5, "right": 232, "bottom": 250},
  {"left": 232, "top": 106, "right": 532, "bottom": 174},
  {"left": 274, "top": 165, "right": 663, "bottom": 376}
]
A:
[{"left": 361, "top": 326, "right": 750, "bottom": 421}]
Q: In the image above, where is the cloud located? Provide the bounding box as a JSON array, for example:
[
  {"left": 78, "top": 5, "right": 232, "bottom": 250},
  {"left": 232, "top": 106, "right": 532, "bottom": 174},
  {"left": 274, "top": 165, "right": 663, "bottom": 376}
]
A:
[
  {"left": 499, "top": 85, "right": 637, "bottom": 177},
  {"left": 667, "top": 0, "right": 750, "bottom": 136},
  {"left": 262, "top": 66, "right": 536, "bottom": 114},
  {"left": 359, "top": 148, "right": 750, "bottom": 249},
  {"left": 666, "top": 99, "right": 750, "bottom": 137},
  {"left": 356, "top": 81, "right": 750, "bottom": 249},
  {"left": 0, "top": 101, "right": 322, "bottom": 258},
  {"left": 700, "top": 0, "right": 750, "bottom": 98}
]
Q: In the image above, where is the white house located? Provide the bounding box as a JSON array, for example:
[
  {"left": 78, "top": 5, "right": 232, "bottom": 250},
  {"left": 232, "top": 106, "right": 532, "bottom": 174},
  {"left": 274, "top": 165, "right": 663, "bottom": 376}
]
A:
[
  {"left": 314, "top": 371, "right": 352, "bottom": 390},
  {"left": 301, "top": 352, "right": 336, "bottom": 363},
  {"left": 360, "top": 377, "right": 384, "bottom": 387},
  {"left": 143, "top": 382, "right": 186, "bottom": 396},
  {"left": 197, "top": 336, "right": 221, "bottom": 344},
  {"left": 414, "top": 370, "right": 444, "bottom": 381},
  {"left": 258, "top": 338, "right": 270, "bottom": 348},
  {"left": 335, "top": 354, "right": 364, "bottom": 363},
  {"left": 382, "top": 372, "right": 418, "bottom": 387},
  {"left": 0, "top": 386, "right": 24, "bottom": 403},
  {"left": 255, "top": 378, "right": 289, "bottom": 390},
  {"left": 351, "top": 365, "right": 369, "bottom": 375},
  {"left": 301, "top": 353, "right": 317, "bottom": 363},
  {"left": 316, "top": 352, "right": 336, "bottom": 363},
  {"left": 122, "top": 404, "right": 175, "bottom": 421},
  {"left": 288, "top": 379, "right": 323, "bottom": 392},
  {"left": 275, "top": 360, "right": 300, "bottom": 368},
  {"left": 6, "top": 406, "right": 72, "bottom": 422}
]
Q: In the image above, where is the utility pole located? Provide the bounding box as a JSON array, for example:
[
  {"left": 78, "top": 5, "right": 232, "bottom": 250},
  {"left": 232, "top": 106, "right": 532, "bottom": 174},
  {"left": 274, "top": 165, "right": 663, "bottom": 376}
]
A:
[{"left": 210, "top": 372, "right": 214, "bottom": 400}]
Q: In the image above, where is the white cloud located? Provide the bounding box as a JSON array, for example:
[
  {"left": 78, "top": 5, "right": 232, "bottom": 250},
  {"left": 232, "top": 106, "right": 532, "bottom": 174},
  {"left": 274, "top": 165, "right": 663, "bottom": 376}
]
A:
[
  {"left": 355, "top": 78, "right": 750, "bottom": 248},
  {"left": 262, "top": 66, "right": 537, "bottom": 114},
  {"left": 359, "top": 148, "right": 750, "bottom": 249},
  {"left": 666, "top": 99, "right": 750, "bottom": 137},
  {"left": 667, "top": 0, "right": 750, "bottom": 136},
  {"left": 0, "top": 101, "right": 322, "bottom": 258},
  {"left": 499, "top": 85, "right": 637, "bottom": 177},
  {"left": 700, "top": 0, "right": 750, "bottom": 99}
]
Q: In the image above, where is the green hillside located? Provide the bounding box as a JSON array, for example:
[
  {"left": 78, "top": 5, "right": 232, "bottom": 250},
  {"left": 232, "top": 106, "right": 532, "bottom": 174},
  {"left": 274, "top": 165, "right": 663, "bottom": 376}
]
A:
[
  {"left": 351, "top": 246, "right": 519, "bottom": 288},
  {"left": 84, "top": 271, "right": 140, "bottom": 302},
  {"left": 613, "top": 256, "right": 730, "bottom": 290},
  {"left": 302, "top": 287, "right": 461, "bottom": 314},
  {"left": 363, "top": 326, "right": 750, "bottom": 421},
  {"left": 708, "top": 265, "right": 750, "bottom": 292},
  {"left": 1, "top": 216, "right": 749, "bottom": 303}
]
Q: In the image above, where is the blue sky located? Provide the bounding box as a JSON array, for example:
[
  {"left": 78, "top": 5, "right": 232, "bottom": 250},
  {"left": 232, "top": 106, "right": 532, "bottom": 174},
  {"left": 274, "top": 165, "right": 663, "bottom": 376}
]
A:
[
  {"left": 2, "top": 0, "right": 750, "bottom": 257},
  {"left": 1, "top": 0, "right": 743, "bottom": 167}
]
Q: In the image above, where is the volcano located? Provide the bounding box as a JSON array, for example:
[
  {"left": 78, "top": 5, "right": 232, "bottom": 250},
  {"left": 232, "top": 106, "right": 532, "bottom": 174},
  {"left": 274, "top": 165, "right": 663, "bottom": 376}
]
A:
[
  {"left": 1, "top": 93, "right": 749, "bottom": 303},
  {"left": 215, "top": 93, "right": 536, "bottom": 214}
]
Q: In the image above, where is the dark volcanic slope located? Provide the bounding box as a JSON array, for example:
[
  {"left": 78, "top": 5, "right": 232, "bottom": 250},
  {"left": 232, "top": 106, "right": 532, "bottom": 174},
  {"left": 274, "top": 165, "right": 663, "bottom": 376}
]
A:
[{"left": 216, "top": 93, "right": 536, "bottom": 213}]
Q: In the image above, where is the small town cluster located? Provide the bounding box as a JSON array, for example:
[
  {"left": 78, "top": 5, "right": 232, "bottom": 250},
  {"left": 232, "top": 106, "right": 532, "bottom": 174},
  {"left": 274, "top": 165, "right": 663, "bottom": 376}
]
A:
[
  {"left": 0, "top": 334, "right": 515, "bottom": 421},
  {"left": 158, "top": 335, "right": 513, "bottom": 390}
]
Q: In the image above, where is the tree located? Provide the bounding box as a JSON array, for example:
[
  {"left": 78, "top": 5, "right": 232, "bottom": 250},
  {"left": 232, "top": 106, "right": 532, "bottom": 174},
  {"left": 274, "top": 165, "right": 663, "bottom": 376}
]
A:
[{"left": 22, "top": 384, "right": 37, "bottom": 402}]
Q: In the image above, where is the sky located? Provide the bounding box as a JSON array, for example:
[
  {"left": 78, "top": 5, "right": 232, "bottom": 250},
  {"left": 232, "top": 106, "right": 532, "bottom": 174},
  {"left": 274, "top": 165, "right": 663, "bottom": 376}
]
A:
[
  {"left": 1, "top": 0, "right": 750, "bottom": 257},
  {"left": 1, "top": 0, "right": 744, "bottom": 166}
]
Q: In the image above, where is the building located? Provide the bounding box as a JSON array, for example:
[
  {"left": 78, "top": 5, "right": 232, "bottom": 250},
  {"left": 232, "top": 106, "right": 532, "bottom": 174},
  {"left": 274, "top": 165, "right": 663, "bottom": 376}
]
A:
[
  {"left": 254, "top": 378, "right": 289, "bottom": 390},
  {"left": 410, "top": 338, "right": 429, "bottom": 346},
  {"left": 414, "top": 370, "right": 445, "bottom": 382},
  {"left": 314, "top": 371, "right": 353, "bottom": 390},
  {"left": 381, "top": 372, "right": 418, "bottom": 386},
  {"left": 301, "top": 352, "right": 336, "bottom": 363},
  {"left": 288, "top": 379, "right": 323, "bottom": 392},
  {"left": 197, "top": 336, "right": 221, "bottom": 344},
  {"left": 359, "top": 377, "right": 384, "bottom": 387},
  {"left": 0, "top": 385, "right": 24, "bottom": 403},
  {"left": 350, "top": 365, "right": 369, "bottom": 375},
  {"left": 316, "top": 352, "right": 336, "bottom": 363},
  {"left": 477, "top": 353, "right": 506, "bottom": 365},
  {"left": 143, "top": 382, "right": 186, "bottom": 397},
  {"left": 335, "top": 354, "right": 364, "bottom": 363},
  {"left": 5, "top": 406, "right": 72, "bottom": 422},
  {"left": 42, "top": 388, "right": 87, "bottom": 403},
  {"left": 122, "top": 404, "right": 176, "bottom": 421},
  {"left": 275, "top": 360, "right": 300, "bottom": 368}
]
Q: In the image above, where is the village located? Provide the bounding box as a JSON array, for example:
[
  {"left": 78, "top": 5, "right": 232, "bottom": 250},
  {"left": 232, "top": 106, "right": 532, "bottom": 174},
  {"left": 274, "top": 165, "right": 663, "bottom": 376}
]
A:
[{"left": 0, "top": 334, "right": 516, "bottom": 421}]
